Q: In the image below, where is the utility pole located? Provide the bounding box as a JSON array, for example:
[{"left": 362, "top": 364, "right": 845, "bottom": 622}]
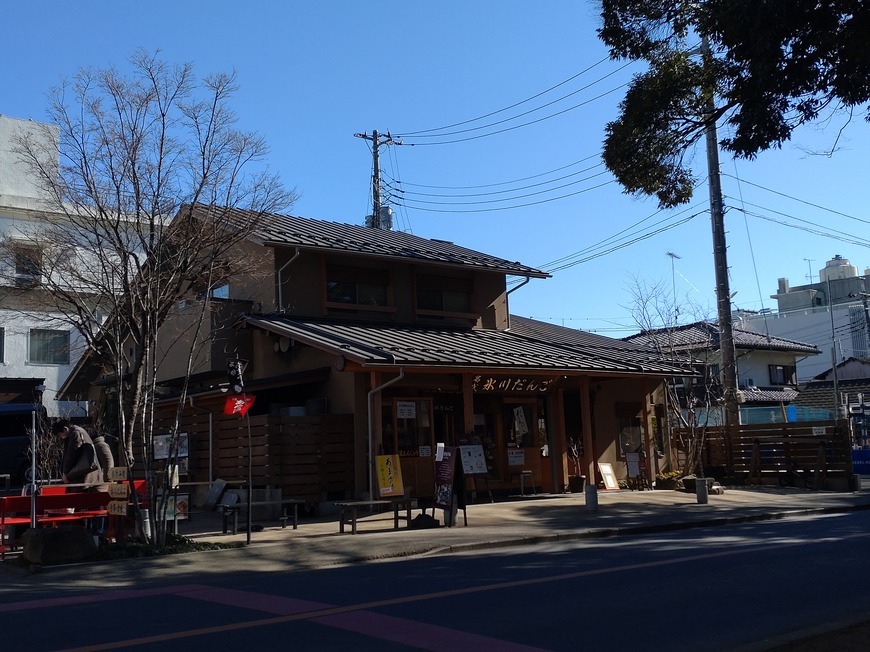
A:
[
  {"left": 702, "top": 37, "right": 740, "bottom": 462},
  {"left": 354, "top": 130, "right": 400, "bottom": 229}
]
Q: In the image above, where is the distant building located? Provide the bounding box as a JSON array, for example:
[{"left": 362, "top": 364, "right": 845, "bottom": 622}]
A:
[
  {"left": 739, "top": 255, "right": 870, "bottom": 381},
  {"left": 0, "top": 115, "right": 88, "bottom": 419}
]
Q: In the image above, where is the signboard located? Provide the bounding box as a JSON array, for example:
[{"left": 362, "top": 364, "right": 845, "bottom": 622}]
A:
[
  {"left": 108, "top": 500, "right": 128, "bottom": 516},
  {"left": 471, "top": 375, "right": 559, "bottom": 393},
  {"left": 165, "top": 494, "right": 190, "bottom": 521},
  {"left": 396, "top": 401, "right": 417, "bottom": 419},
  {"left": 108, "top": 483, "right": 130, "bottom": 499},
  {"left": 153, "top": 433, "right": 189, "bottom": 460},
  {"left": 507, "top": 448, "right": 525, "bottom": 467},
  {"left": 108, "top": 466, "right": 128, "bottom": 482},
  {"left": 376, "top": 454, "right": 405, "bottom": 498},
  {"left": 625, "top": 452, "right": 641, "bottom": 478},
  {"left": 598, "top": 462, "right": 620, "bottom": 490},
  {"left": 459, "top": 445, "right": 487, "bottom": 475},
  {"left": 852, "top": 449, "right": 870, "bottom": 475},
  {"left": 434, "top": 446, "right": 457, "bottom": 510}
]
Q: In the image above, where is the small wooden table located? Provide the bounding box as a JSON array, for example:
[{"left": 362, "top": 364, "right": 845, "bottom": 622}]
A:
[{"left": 335, "top": 498, "right": 414, "bottom": 534}]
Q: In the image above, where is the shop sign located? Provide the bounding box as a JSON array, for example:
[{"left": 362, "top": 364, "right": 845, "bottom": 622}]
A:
[
  {"left": 472, "top": 375, "right": 558, "bottom": 393},
  {"left": 376, "top": 454, "right": 405, "bottom": 497},
  {"left": 507, "top": 448, "right": 525, "bottom": 467},
  {"left": 459, "top": 445, "right": 487, "bottom": 475},
  {"left": 434, "top": 446, "right": 457, "bottom": 509},
  {"left": 396, "top": 400, "right": 417, "bottom": 419}
]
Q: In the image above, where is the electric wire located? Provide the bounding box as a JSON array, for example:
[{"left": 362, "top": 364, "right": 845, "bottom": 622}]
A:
[
  {"left": 398, "top": 85, "right": 628, "bottom": 146},
  {"left": 392, "top": 178, "right": 616, "bottom": 213},
  {"left": 395, "top": 55, "right": 618, "bottom": 136},
  {"left": 396, "top": 62, "right": 635, "bottom": 141},
  {"left": 382, "top": 153, "right": 601, "bottom": 190}
]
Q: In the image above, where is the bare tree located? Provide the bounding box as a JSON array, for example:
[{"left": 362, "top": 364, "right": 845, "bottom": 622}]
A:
[
  {"left": 2, "top": 50, "right": 296, "bottom": 541},
  {"left": 624, "top": 277, "right": 719, "bottom": 476}
]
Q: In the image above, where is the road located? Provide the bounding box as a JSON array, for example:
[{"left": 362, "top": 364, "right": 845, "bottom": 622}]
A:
[{"left": 2, "top": 510, "right": 869, "bottom": 651}]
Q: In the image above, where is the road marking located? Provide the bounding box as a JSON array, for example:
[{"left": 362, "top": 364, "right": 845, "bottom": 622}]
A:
[{"left": 38, "top": 530, "right": 870, "bottom": 651}]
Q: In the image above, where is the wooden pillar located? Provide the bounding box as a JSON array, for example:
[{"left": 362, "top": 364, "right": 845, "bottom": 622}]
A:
[
  {"left": 550, "top": 387, "right": 567, "bottom": 493},
  {"left": 579, "top": 376, "right": 596, "bottom": 483},
  {"left": 462, "top": 373, "right": 475, "bottom": 435}
]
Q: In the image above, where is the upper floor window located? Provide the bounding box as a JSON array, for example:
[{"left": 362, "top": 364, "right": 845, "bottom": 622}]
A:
[
  {"left": 29, "top": 329, "right": 70, "bottom": 365},
  {"left": 769, "top": 364, "right": 796, "bottom": 386},
  {"left": 416, "top": 275, "right": 471, "bottom": 314},
  {"left": 326, "top": 266, "right": 390, "bottom": 307},
  {"left": 12, "top": 243, "right": 42, "bottom": 287}
]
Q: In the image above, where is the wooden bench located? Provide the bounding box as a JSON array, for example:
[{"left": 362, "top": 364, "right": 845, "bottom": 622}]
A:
[
  {"left": 220, "top": 498, "right": 306, "bottom": 535},
  {"left": 334, "top": 498, "right": 415, "bottom": 535},
  {"left": 0, "top": 492, "right": 110, "bottom": 559}
]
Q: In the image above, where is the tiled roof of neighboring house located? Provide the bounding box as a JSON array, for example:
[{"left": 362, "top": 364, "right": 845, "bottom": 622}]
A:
[
  {"left": 794, "top": 378, "right": 870, "bottom": 408},
  {"left": 196, "top": 205, "right": 549, "bottom": 278},
  {"left": 740, "top": 387, "right": 799, "bottom": 404},
  {"left": 238, "top": 314, "right": 690, "bottom": 376},
  {"left": 623, "top": 320, "right": 821, "bottom": 355}
]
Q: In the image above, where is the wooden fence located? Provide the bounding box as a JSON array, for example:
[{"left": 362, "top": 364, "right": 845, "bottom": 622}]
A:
[
  {"left": 144, "top": 409, "right": 355, "bottom": 507},
  {"left": 671, "top": 420, "right": 854, "bottom": 489}
]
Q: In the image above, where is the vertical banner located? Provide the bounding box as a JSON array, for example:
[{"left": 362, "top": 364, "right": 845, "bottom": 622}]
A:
[
  {"left": 376, "top": 454, "right": 405, "bottom": 498},
  {"left": 434, "top": 446, "right": 457, "bottom": 510}
]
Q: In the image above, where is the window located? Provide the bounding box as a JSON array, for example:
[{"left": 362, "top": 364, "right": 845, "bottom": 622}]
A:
[
  {"left": 616, "top": 403, "right": 643, "bottom": 458},
  {"left": 211, "top": 284, "right": 230, "bottom": 299},
  {"left": 392, "top": 398, "right": 433, "bottom": 456},
  {"left": 12, "top": 243, "right": 42, "bottom": 286},
  {"left": 769, "top": 364, "right": 796, "bottom": 386},
  {"left": 326, "top": 266, "right": 389, "bottom": 307},
  {"left": 0, "top": 327, "right": 4, "bottom": 363},
  {"left": 29, "top": 329, "right": 70, "bottom": 364},
  {"left": 415, "top": 275, "right": 471, "bottom": 314}
]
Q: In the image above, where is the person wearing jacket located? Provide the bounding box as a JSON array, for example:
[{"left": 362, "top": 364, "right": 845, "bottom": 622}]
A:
[{"left": 52, "top": 419, "right": 103, "bottom": 488}]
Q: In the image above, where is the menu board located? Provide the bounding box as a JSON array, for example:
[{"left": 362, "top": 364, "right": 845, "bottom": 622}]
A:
[
  {"left": 459, "top": 445, "right": 487, "bottom": 476},
  {"left": 434, "top": 446, "right": 457, "bottom": 509}
]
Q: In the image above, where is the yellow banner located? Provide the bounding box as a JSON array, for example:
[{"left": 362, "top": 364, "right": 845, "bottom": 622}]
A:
[{"left": 376, "top": 454, "right": 404, "bottom": 498}]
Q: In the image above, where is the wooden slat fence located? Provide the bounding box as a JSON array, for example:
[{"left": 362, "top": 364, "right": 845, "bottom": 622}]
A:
[
  {"left": 140, "top": 407, "right": 355, "bottom": 508},
  {"left": 671, "top": 420, "right": 853, "bottom": 488}
]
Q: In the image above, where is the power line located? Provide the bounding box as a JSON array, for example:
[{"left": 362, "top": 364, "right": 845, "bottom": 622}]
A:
[
  {"left": 398, "top": 85, "right": 628, "bottom": 146},
  {"left": 383, "top": 153, "right": 601, "bottom": 191},
  {"left": 393, "top": 178, "right": 615, "bottom": 213},
  {"left": 395, "top": 56, "right": 620, "bottom": 136}
]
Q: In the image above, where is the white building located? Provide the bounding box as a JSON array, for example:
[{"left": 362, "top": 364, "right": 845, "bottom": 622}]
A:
[
  {"left": 738, "top": 255, "right": 870, "bottom": 382},
  {"left": 0, "top": 115, "right": 87, "bottom": 418}
]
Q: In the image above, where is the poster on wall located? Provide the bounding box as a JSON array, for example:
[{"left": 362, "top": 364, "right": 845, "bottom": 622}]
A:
[
  {"left": 153, "top": 433, "right": 189, "bottom": 460},
  {"left": 376, "top": 454, "right": 405, "bottom": 498}
]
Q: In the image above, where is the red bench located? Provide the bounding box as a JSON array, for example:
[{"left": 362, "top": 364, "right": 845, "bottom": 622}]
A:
[{"left": 0, "top": 492, "right": 110, "bottom": 559}]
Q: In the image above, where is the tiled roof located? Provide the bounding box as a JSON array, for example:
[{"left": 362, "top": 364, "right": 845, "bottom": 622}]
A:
[
  {"left": 623, "top": 321, "right": 820, "bottom": 355},
  {"left": 740, "top": 387, "right": 799, "bottom": 403},
  {"left": 195, "top": 205, "right": 549, "bottom": 278},
  {"left": 794, "top": 378, "right": 870, "bottom": 408},
  {"left": 239, "top": 314, "right": 690, "bottom": 376}
]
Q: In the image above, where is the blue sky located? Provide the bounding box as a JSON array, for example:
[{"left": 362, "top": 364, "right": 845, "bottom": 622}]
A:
[{"left": 3, "top": 2, "right": 867, "bottom": 335}]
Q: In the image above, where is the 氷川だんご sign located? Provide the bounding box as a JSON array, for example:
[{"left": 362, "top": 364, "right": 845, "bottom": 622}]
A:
[{"left": 471, "top": 375, "right": 559, "bottom": 393}]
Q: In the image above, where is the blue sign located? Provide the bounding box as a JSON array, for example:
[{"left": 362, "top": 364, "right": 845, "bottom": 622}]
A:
[{"left": 852, "top": 449, "right": 870, "bottom": 474}]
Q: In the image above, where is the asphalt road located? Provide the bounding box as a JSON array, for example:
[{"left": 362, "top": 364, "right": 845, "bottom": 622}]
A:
[{"left": 2, "top": 511, "right": 869, "bottom": 651}]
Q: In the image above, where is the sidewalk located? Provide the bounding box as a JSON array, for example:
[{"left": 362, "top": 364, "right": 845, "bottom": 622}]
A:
[{"left": 6, "top": 484, "right": 870, "bottom": 584}]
